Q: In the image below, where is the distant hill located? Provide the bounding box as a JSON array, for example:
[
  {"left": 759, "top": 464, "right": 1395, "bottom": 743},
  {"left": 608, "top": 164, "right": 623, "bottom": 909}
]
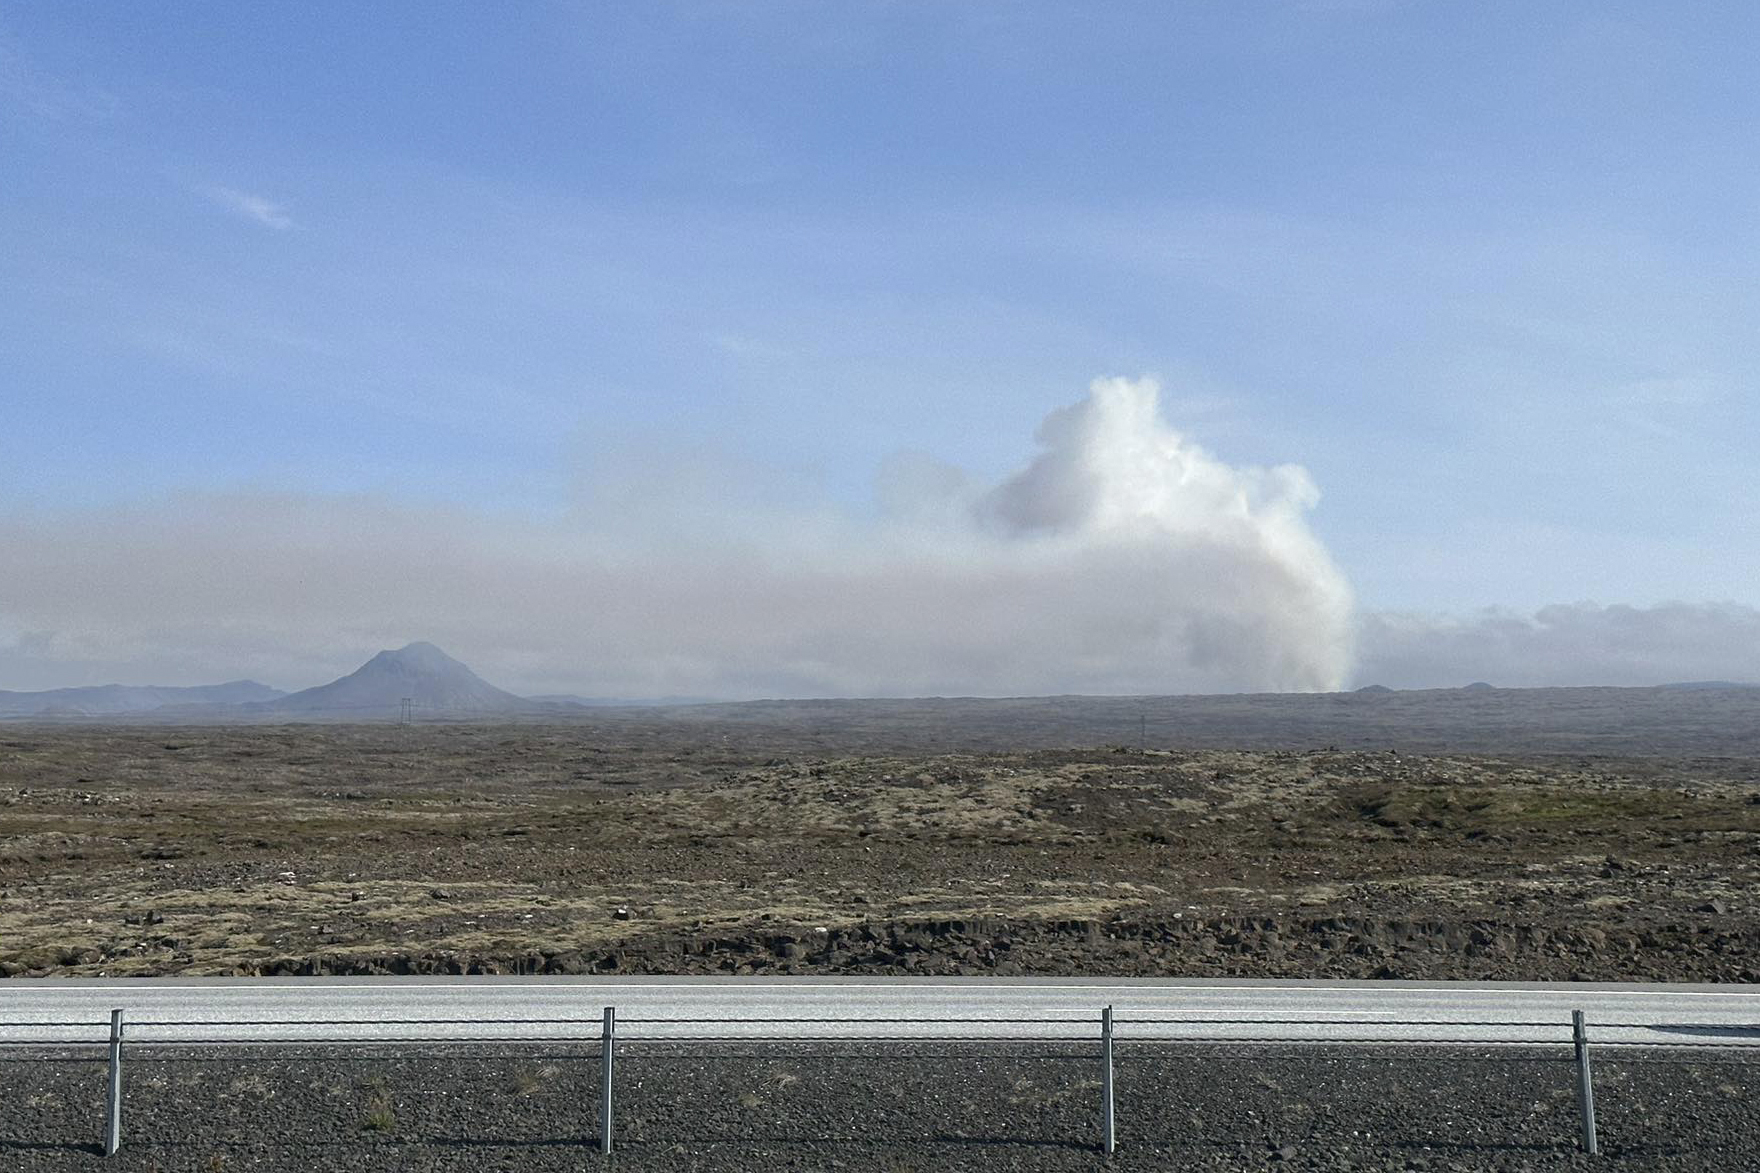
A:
[
  {"left": 0, "top": 680, "right": 283, "bottom": 717},
  {"left": 1659, "top": 680, "right": 1760, "bottom": 691},
  {"left": 253, "top": 642, "right": 529, "bottom": 718},
  {"left": 528, "top": 693, "right": 716, "bottom": 708}
]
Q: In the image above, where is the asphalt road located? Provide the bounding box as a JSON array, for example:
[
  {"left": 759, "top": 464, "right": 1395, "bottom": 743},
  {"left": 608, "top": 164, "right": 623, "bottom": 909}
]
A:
[{"left": 4, "top": 978, "right": 1757, "bottom": 1049}]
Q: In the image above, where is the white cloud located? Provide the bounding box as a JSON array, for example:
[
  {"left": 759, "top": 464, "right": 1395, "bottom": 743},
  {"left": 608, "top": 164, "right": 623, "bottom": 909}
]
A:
[
  {"left": 0, "top": 377, "right": 1355, "bottom": 696},
  {"left": 1356, "top": 601, "right": 1760, "bottom": 689},
  {"left": 204, "top": 186, "right": 294, "bottom": 231}
]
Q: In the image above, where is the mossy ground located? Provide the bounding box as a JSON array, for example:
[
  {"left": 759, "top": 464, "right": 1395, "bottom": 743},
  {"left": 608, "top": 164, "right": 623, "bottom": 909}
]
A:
[{"left": 1, "top": 726, "right": 1755, "bottom": 978}]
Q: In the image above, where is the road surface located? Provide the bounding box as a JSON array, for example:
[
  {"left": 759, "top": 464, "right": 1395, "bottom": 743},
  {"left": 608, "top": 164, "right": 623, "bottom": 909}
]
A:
[{"left": 3, "top": 977, "right": 1756, "bottom": 1049}]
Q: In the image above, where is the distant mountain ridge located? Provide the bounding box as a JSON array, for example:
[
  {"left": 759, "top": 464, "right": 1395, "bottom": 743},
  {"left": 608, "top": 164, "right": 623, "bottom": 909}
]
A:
[
  {"left": 1657, "top": 680, "right": 1760, "bottom": 691},
  {"left": 0, "top": 680, "right": 284, "bottom": 717},
  {"left": 3, "top": 646, "right": 1760, "bottom": 739},
  {"left": 0, "top": 643, "right": 547, "bottom": 721},
  {"left": 529, "top": 693, "right": 715, "bottom": 707}
]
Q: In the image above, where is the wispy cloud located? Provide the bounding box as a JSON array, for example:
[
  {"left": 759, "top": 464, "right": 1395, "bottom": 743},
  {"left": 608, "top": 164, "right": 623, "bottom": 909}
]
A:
[
  {"left": 204, "top": 186, "right": 294, "bottom": 230},
  {"left": 0, "top": 29, "right": 117, "bottom": 121},
  {"left": 1356, "top": 602, "right": 1760, "bottom": 689}
]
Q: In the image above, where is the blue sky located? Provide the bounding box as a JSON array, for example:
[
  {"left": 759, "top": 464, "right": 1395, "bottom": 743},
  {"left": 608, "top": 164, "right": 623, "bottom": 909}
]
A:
[{"left": 3, "top": 2, "right": 1758, "bottom": 693}]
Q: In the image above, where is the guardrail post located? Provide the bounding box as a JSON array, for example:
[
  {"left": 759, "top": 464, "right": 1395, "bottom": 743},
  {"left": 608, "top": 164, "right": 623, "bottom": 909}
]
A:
[
  {"left": 104, "top": 1009, "right": 124, "bottom": 1157},
  {"left": 1101, "top": 1005, "right": 1115, "bottom": 1154},
  {"left": 599, "top": 1006, "right": 616, "bottom": 1155},
  {"left": 1572, "top": 1010, "right": 1598, "bottom": 1156}
]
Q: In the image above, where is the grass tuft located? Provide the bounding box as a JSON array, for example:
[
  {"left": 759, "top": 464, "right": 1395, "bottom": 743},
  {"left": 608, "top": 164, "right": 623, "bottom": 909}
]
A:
[{"left": 359, "top": 1077, "right": 396, "bottom": 1133}]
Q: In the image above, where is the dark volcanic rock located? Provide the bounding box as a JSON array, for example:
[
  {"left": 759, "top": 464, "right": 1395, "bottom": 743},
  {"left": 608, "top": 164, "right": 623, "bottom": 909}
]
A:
[{"left": 224, "top": 912, "right": 1760, "bottom": 984}]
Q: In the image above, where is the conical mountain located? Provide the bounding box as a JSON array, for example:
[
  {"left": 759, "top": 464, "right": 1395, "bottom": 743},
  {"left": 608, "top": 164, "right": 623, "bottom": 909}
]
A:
[{"left": 264, "top": 642, "right": 529, "bottom": 716}]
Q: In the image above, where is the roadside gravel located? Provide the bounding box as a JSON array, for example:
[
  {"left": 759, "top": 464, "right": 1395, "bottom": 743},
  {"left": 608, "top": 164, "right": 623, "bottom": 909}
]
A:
[{"left": 2, "top": 1042, "right": 1755, "bottom": 1171}]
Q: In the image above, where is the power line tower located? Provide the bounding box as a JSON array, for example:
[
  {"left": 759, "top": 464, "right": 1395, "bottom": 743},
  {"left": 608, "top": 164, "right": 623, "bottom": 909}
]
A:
[{"left": 399, "top": 697, "right": 413, "bottom": 725}]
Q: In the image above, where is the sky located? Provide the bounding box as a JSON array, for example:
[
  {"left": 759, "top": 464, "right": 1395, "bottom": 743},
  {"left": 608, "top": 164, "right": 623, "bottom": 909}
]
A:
[{"left": 2, "top": 1, "right": 1758, "bottom": 695}]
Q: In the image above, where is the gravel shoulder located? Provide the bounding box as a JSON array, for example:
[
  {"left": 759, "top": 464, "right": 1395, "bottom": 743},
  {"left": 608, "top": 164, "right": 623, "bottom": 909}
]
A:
[{"left": 2, "top": 1041, "right": 1756, "bottom": 1172}]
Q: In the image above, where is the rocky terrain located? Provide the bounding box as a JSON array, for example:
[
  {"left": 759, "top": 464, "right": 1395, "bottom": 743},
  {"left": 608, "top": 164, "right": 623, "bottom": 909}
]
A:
[{"left": 1, "top": 724, "right": 1756, "bottom": 981}]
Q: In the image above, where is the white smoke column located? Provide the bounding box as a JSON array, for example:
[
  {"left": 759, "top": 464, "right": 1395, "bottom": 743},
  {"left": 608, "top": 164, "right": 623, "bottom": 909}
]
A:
[
  {"left": 957, "top": 376, "right": 1354, "bottom": 692},
  {"left": 0, "top": 377, "right": 1355, "bottom": 696}
]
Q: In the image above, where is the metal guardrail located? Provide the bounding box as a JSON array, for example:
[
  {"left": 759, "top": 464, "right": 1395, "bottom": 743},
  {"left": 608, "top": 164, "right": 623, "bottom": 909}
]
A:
[{"left": 3, "top": 1007, "right": 1758, "bottom": 1158}]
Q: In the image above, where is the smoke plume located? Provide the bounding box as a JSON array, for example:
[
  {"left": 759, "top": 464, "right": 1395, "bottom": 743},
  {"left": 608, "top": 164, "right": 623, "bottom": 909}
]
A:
[{"left": 0, "top": 377, "right": 1355, "bottom": 696}]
